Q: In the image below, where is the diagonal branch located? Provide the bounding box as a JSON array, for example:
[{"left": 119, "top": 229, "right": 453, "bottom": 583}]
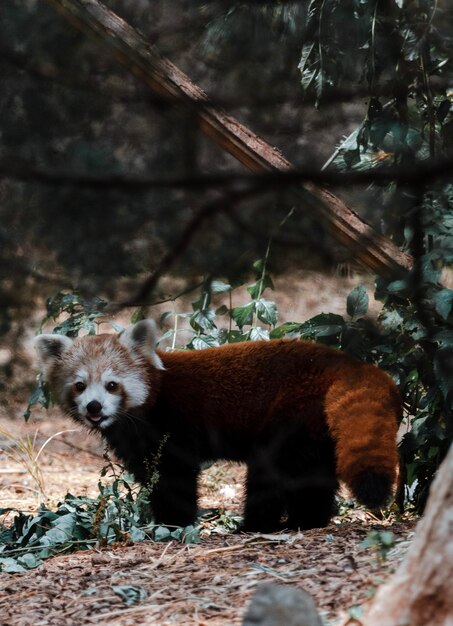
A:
[{"left": 46, "top": 0, "right": 413, "bottom": 278}]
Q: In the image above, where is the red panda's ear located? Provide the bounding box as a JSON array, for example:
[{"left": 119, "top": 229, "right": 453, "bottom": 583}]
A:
[
  {"left": 34, "top": 334, "right": 73, "bottom": 376},
  {"left": 120, "top": 320, "right": 164, "bottom": 370}
]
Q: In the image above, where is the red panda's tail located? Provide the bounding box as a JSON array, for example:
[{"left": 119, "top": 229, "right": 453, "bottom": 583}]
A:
[{"left": 324, "top": 363, "right": 401, "bottom": 509}]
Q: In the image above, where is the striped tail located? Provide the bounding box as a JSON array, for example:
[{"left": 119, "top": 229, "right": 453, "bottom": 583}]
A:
[{"left": 324, "top": 363, "right": 401, "bottom": 509}]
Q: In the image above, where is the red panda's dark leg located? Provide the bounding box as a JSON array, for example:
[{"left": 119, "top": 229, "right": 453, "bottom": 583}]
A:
[
  {"left": 243, "top": 455, "right": 285, "bottom": 532},
  {"left": 279, "top": 434, "right": 338, "bottom": 530},
  {"left": 348, "top": 470, "right": 393, "bottom": 509},
  {"left": 149, "top": 453, "right": 199, "bottom": 528},
  {"left": 249, "top": 420, "right": 338, "bottom": 531},
  {"left": 242, "top": 426, "right": 337, "bottom": 532},
  {"left": 151, "top": 469, "right": 198, "bottom": 527},
  {"left": 285, "top": 470, "right": 338, "bottom": 530}
]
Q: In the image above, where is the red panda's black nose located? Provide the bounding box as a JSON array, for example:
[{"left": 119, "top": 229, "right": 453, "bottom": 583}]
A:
[{"left": 86, "top": 400, "right": 102, "bottom": 416}]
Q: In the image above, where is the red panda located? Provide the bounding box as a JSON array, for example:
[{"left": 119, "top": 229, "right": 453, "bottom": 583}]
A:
[{"left": 34, "top": 320, "right": 401, "bottom": 532}]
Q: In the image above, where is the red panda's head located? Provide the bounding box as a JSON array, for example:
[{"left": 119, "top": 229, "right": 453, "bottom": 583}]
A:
[{"left": 34, "top": 320, "right": 164, "bottom": 430}]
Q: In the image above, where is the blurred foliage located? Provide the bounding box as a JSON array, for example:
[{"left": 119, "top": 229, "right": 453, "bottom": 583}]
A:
[
  {"left": 360, "top": 529, "right": 395, "bottom": 565},
  {"left": 0, "top": 0, "right": 323, "bottom": 317}
]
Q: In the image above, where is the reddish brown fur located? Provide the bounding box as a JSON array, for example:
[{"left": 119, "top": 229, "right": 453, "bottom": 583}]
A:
[
  {"left": 157, "top": 340, "right": 400, "bottom": 490},
  {"left": 325, "top": 364, "right": 400, "bottom": 486}
]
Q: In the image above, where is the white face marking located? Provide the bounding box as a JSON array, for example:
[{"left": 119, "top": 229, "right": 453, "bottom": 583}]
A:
[
  {"left": 75, "top": 368, "right": 88, "bottom": 381},
  {"left": 66, "top": 364, "right": 149, "bottom": 430},
  {"left": 118, "top": 372, "right": 148, "bottom": 409}
]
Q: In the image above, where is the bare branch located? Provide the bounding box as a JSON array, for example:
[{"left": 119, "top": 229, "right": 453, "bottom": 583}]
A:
[{"left": 0, "top": 154, "right": 451, "bottom": 191}]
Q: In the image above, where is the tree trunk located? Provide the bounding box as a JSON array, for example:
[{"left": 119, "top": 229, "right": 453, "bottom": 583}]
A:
[{"left": 364, "top": 443, "right": 453, "bottom": 626}]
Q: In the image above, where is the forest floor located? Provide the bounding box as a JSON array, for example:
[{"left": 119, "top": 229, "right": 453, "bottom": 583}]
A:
[
  {"left": 0, "top": 410, "right": 417, "bottom": 626},
  {"left": 0, "top": 271, "right": 417, "bottom": 625}
]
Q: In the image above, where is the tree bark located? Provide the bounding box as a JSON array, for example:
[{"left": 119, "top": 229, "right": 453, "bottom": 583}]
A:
[
  {"left": 363, "top": 443, "right": 453, "bottom": 626},
  {"left": 46, "top": 0, "right": 413, "bottom": 279}
]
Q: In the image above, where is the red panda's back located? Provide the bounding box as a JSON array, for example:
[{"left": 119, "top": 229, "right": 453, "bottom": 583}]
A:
[{"left": 157, "top": 339, "right": 348, "bottom": 433}]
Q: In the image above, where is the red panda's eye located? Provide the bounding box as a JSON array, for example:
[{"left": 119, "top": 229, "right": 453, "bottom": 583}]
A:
[
  {"left": 75, "top": 381, "right": 86, "bottom": 392},
  {"left": 106, "top": 381, "right": 119, "bottom": 392}
]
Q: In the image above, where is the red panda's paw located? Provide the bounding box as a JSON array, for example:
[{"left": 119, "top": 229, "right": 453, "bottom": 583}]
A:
[{"left": 350, "top": 470, "right": 393, "bottom": 510}]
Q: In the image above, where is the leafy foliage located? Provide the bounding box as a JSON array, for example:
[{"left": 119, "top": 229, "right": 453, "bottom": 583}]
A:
[
  {"left": 0, "top": 463, "right": 198, "bottom": 573},
  {"left": 360, "top": 530, "right": 395, "bottom": 565},
  {"left": 153, "top": 259, "right": 279, "bottom": 352},
  {"left": 299, "top": 0, "right": 453, "bottom": 512}
]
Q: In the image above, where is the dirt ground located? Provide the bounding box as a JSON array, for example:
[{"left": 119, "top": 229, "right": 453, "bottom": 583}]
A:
[
  {"left": 0, "top": 410, "right": 416, "bottom": 626},
  {"left": 0, "top": 271, "right": 417, "bottom": 625},
  {"left": 0, "top": 517, "right": 415, "bottom": 626}
]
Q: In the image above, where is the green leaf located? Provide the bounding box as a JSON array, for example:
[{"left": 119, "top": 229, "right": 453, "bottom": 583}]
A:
[
  {"left": 17, "top": 553, "right": 42, "bottom": 569},
  {"left": 299, "top": 313, "right": 345, "bottom": 339},
  {"left": 224, "top": 330, "right": 249, "bottom": 343},
  {"left": 247, "top": 275, "right": 274, "bottom": 300},
  {"left": 210, "top": 280, "right": 232, "bottom": 294},
  {"left": 380, "top": 310, "right": 404, "bottom": 332},
  {"left": 246, "top": 281, "right": 261, "bottom": 300},
  {"left": 386, "top": 280, "right": 408, "bottom": 294},
  {"left": 156, "top": 329, "right": 175, "bottom": 345},
  {"left": 255, "top": 299, "right": 278, "bottom": 326},
  {"left": 231, "top": 302, "right": 255, "bottom": 328},
  {"left": 215, "top": 305, "right": 229, "bottom": 316},
  {"left": 252, "top": 259, "right": 265, "bottom": 273},
  {"left": 191, "top": 335, "right": 220, "bottom": 350},
  {"left": 153, "top": 526, "right": 172, "bottom": 542},
  {"left": 24, "top": 379, "right": 49, "bottom": 420},
  {"left": 131, "top": 306, "right": 146, "bottom": 324},
  {"left": 43, "top": 513, "right": 76, "bottom": 544},
  {"left": 181, "top": 525, "right": 200, "bottom": 544},
  {"left": 129, "top": 527, "right": 146, "bottom": 542},
  {"left": 347, "top": 285, "right": 369, "bottom": 320},
  {"left": 0, "top": 557, "right": 26, "bottom": 573},
  {"left": 270, "top": 322, "right": 302, "bottom": 339},
  {"left": 299, "top": 42, "right": 320, "bottom": 96},
  {"left": 249, "top": 327, "right": 270, "bottom": 341},
  {"left": 159, "top": 311, "right": 173, "bottom": 325},
  {"left": 434, "top": 289, "right": 453, "bottom": 321},
  {"left": 379, "top": 531, "right": 395, "bottom": 546},
  {"left": 190, "top": 308, "right": 216, "bottom": 332}
]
